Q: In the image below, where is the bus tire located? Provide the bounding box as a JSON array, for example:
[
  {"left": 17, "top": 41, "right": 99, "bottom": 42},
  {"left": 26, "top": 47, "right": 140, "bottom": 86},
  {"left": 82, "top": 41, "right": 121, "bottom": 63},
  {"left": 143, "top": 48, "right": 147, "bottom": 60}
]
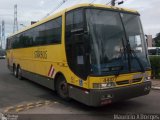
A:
[
  {"left": 13, "top": 65, "right": 18, "bottom": 78},
  {"left": 56, "top": 76, "right": 70, "bottom": 101},
  {"left": 17, "top": 66, "right": 23, "bottom": 80}
]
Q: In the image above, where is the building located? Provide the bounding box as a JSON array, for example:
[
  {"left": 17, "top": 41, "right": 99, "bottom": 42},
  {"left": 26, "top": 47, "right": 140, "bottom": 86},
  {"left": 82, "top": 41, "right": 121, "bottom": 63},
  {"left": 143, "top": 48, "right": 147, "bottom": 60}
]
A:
[{"left": 146, "top": 35, "right": 154, "bottom": 47}]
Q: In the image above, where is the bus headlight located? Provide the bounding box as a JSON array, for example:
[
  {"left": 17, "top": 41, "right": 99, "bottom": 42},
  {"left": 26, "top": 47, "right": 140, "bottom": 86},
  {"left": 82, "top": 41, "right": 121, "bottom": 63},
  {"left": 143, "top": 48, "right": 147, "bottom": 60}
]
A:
[
  {"left": 144, "top": 76, "right": 151, "bottom": 82},
  {"left": 93, "top": 81, "right": 116, "bottom": 89}
]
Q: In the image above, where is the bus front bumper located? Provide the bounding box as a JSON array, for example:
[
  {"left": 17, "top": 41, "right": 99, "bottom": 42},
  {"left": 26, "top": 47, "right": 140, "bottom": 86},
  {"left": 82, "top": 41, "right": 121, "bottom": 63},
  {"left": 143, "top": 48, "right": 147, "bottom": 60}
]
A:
[{"left": 69, "top": 81, "right": 151, "bottom": 107}]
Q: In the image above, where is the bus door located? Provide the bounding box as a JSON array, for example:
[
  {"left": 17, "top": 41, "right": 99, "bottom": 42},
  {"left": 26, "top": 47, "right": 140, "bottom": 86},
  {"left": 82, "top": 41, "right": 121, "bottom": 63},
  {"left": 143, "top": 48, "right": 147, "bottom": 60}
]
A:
[{"left": 65, "top": 9, "right": 90, "bottom": 80}]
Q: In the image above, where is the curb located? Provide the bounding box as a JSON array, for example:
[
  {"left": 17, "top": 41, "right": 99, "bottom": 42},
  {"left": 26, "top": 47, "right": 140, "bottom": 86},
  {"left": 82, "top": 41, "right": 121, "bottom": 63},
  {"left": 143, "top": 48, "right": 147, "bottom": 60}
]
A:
[{"left": 152, "top": 86, "right": 160, "bottom": 90}]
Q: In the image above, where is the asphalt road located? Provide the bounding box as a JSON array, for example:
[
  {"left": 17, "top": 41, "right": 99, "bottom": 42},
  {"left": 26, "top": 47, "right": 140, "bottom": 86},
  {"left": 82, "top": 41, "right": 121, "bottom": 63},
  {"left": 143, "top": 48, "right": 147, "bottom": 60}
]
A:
[{"left": 0, "top": 59, "right": 160, "bottom": 120}]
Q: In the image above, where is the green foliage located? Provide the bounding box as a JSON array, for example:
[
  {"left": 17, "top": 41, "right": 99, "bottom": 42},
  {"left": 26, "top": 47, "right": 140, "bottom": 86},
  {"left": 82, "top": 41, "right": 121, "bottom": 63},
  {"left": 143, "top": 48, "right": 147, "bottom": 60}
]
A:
[
  {"left": 154, "top": 33, "right": 160, "bottom": 47},
  {"left": 149, "top": 55, "right": 160, "bottom": 78}
]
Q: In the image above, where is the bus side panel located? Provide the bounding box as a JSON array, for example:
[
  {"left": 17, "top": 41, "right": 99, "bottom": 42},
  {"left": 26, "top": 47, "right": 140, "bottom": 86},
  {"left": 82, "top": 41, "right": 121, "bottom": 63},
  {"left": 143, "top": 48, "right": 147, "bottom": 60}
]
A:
[
  {"left": 8, "top": 45, "right": 64, "bottom": 87},
  {"left": 21, "top": 69, "right": 55, "bottom": 90}
]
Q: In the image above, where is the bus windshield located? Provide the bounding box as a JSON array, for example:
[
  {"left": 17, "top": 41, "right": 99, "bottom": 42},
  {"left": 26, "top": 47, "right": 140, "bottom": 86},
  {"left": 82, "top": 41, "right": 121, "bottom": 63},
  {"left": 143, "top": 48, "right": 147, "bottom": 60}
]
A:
[{"left": 86, "top": 9, "right": 150, "bottom": 75}]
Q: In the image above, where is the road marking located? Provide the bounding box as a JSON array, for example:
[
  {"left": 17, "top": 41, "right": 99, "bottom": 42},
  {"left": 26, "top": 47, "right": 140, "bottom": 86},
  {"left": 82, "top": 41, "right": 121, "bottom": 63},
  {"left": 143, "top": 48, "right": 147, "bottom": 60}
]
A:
[
  {"left": 36, "top": 104, "right": 43, "bottom": 107},
  {"left": 27, "top": 103, "right": 34, "bottom": 106},
  {"left": 26, "top": 106, "right": 34, "bottom": 110},
  {"left": 4, "top": 107, "right": 14, "bottom": 112},
  {"left": 17, "top": 105, "right": 25, "bottom": 108},
  {"left": 16, "top": 108, "right": 25, "bottom": 112},
  {"left": 5, "top": 107, "right": 14, "bottom": 110},
  {"left": 45, "top": 100, "right": 51, "bottom": 105},
  {"left": 4, "top": 109, "right": 10, "bottom": 113},
  {"left": 3, "top": 100, "right": 53, "bottom": 113}
]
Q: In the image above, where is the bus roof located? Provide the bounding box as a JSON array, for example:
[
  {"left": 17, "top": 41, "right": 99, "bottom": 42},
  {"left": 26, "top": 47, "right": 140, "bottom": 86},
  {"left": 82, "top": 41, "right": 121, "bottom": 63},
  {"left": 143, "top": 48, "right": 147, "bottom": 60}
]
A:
[{"left": 8, "top": 3, "right": 139, "bottom": 38}]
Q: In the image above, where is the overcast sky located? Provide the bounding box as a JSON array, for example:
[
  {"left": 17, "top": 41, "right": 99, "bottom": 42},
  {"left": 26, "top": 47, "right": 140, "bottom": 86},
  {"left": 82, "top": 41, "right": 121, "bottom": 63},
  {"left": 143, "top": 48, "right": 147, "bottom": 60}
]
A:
[{"left": 0, "top": 0, "right": 160, "bottom": 48}]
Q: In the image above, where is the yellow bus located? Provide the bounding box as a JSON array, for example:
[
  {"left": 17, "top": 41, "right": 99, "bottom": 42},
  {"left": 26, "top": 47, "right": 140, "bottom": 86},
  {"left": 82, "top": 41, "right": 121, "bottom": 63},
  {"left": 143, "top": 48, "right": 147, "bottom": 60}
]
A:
[{"left": 6, "top": 4, "right": 151, "bottom": 106}]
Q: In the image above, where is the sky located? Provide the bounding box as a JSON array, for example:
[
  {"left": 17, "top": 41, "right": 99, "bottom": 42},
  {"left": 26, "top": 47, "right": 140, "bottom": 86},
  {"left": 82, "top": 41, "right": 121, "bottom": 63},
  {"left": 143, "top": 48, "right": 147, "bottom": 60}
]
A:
[{"left": 0, "top": 0, "right": 160, "bottom": 48}]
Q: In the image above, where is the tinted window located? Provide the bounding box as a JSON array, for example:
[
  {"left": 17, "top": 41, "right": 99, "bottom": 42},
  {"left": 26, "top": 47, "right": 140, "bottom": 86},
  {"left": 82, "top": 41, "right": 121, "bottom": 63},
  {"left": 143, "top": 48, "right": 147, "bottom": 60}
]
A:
[
  {"left": 73, "top": 9, "right": 84, "bottom": 29},
  {"left": 34, "top": 24, "right": 46, "bottom": 45},
  {"left": 65, "top": 9, "right": 89, "bottom": 79},
  {"left": 66, "top": 9, "right": 84, "bottom": 37},
  {"left": 45, "top": 17, "right": 62, "bottom": 44},
  {"left": 8, "top": 17, "right": 62, "bottom": 49}
]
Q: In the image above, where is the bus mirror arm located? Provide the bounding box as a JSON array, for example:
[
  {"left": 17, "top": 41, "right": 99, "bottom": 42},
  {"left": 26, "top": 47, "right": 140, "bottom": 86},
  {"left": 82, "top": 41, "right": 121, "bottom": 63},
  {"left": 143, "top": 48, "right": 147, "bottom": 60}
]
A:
[
  {"left": 71, "top": 28, "right": 84, "bottom": 34},
  {"left": 71, "top": 28, "right": 89, "bottom": 35}
]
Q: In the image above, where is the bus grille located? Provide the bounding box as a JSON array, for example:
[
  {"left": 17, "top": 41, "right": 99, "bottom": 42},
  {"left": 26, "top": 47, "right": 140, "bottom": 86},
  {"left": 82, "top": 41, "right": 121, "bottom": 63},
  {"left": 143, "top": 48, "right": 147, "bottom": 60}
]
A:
[
  {"left": 132, "top": 78, "right": 142, "bottom": 83},
  {"left": 116, "top": 80, "right": 129, "bottom": 85},
  {"left": 116, "top": 78, "right": 142, "bottom": 86}
]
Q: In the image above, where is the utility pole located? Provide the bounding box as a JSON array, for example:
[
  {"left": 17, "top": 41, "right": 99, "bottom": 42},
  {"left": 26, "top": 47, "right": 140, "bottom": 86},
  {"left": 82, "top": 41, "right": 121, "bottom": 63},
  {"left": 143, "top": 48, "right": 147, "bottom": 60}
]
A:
[
  {"left": 13, "top": 4, "right": 18, "bottom": 33},
  {"left": 110, "top": 0, "right": 124, "bottom": 6},
  {"left": 2, "top": 20, "right": 5, "bottom": 49},
  {"left": 111, "top": 0, "right": 116, "bottom": 6}
]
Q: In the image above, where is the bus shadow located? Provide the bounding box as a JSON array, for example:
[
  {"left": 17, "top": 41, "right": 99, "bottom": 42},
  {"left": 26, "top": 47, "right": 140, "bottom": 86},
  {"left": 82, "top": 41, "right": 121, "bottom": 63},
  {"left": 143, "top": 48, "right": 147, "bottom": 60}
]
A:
[{"left": 60, "top": 99, "right": 144, "bottom": 114}]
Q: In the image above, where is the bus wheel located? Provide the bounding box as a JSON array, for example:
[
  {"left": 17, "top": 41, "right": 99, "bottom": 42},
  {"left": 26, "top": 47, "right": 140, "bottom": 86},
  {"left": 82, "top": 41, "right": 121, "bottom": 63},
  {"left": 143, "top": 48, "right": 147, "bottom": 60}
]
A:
[
  {"left": 56, "top": 76, "right": 70, "bottom": 101},
  {"left": 13, "top": 65, "right": 18, "bottom": 77},
  {"left": 17, "top": 66, "right": 23, "bottom": 80}
]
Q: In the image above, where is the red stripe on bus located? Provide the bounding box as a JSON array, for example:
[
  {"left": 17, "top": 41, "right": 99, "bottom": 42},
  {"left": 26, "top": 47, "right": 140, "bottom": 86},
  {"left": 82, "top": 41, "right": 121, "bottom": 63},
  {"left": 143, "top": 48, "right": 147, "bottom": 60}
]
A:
[
  {"left": 49, "top": 67, "right": 54, "bottom": 77},
  {"left": 51, "top": 68, "right": 55, "bottom": 77},
  {"left": 48, "top": 65, "right": 53, "bottom": 76}
]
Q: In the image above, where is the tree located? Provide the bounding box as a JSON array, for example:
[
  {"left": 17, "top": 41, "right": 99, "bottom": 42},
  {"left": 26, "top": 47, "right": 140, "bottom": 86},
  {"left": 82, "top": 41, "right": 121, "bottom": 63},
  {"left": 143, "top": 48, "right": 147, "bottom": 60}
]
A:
[{"left": 154, "top": 32, "right": 160, "bottom": 47}]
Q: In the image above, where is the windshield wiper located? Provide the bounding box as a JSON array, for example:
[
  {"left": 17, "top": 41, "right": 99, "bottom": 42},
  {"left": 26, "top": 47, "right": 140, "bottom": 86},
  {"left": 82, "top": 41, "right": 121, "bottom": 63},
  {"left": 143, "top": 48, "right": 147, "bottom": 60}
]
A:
[
  {"left": 118, "top": 13, "right": 145, "bottom": 73},
  {"left": 115, "top": 41, "right": 145, "bottom": 77},
  {"left": 129, "top": 49, "right": 145, "bottom": 73},
  {"left": 101, "top": 66, "right": 123, "bottom": 73},
  {"left": 115, "top": 48, "right": 145, "bottom": 78},
  {"left": 113, "top": 38, "right": 127, "bottom": 77}
]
